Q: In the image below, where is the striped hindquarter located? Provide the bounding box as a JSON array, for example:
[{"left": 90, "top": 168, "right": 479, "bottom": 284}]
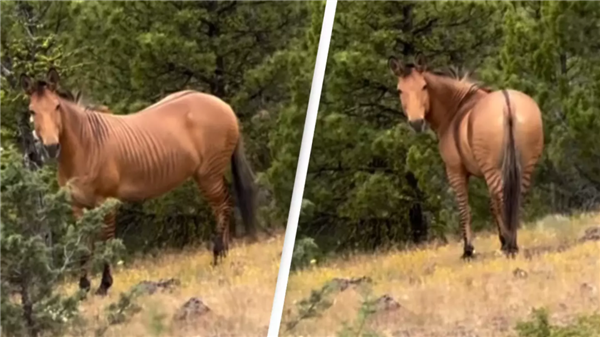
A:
[{"left": 466, "top": 89, "right": 543, "bottom": 257}]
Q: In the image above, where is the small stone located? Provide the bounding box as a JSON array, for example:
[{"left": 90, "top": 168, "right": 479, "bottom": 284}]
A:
[
  {"left": 580, "top": 227, "right": 600, "bottom": 242},
  {"left": 134, "top": 278, "right": 180, "bottom": 295},
  {"left": 375, "top": 294, "right": 401, "bottom": 312},
  {"left": 331, "top": 276, "right": 372, "bottom": 291},
  {"left": 580, "top": 282, "right": 598, "bottom": 297},
  {"left": 174, "top": 297, "right": 211, "bottom": 321},
  {"left": 424, "top": 263, "right": 437, "bottom": 275},
  {"left": 513, "top": 268, "right": 528, "bottom": 279}
]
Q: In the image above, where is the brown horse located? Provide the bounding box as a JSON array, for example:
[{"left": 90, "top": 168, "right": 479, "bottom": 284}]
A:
[
  {"left": 388, "top": 54, "right": 544, "bottom": 259},
  {"left": 20, "top": 68, "right": 257, "bottom": 295}
]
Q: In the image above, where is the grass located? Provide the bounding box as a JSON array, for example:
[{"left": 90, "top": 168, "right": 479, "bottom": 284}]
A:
[
  {"left": 64, "top": 233, "right": 284, "bottom": 337},
  {"left": 281, "top": 213, "right": 600, "bottom": 337}
]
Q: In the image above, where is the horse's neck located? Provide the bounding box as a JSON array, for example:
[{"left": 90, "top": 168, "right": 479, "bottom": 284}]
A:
[
  {"left": 58, "top": 103, "right": 101, "bottom": 174},
  {"left": 425, "top": 74, "right": 477, "bottom": 134}
]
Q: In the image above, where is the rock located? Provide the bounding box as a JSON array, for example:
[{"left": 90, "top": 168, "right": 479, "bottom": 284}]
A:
[
  {"left": 174, "top": 297, "right": 211, "bottom": 321},
  {"left": 580, "top": 227, "right": 600, "bottom": 242},
  {"left": 134, "top": 278, "right": 181, "bottom": 295},
  {"left": 513, "top": 268, "right": 528, "bottom": 279},
  {"left": 580, "top": 282, "right": 598, "bottom": 298},
  {"left": 424, "top": 263, "right": 437, "bottom": 275},
  {"left": 374, "top": 294, "right": 401, "bottom": 312},
  {"left": 331, "top": 276, "right": 372, "bottom": 291}
]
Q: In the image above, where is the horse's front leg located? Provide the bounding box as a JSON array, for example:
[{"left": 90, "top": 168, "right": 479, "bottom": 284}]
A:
[
  {"left": 72, "top": 205, "right": 92, "bottom": 293},
  {"left": 95, "top": 206, "right": 116, "bottom": 296},
  {"left": 446, "top": 168, "right": 474, "bottom": 259},
  {"left": 67, "top": 178, "right": 114, "bottom": 296}
]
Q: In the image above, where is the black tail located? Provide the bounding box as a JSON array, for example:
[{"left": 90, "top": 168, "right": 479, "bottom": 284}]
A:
[
  {"left": 501, "top": 90, "right": 521, "bottom": 251},
  {"left": 231, "top": 136, "right": 257, "bottom": 239}
]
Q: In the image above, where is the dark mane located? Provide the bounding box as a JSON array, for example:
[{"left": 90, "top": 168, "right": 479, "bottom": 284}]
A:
[
  {"left": 424, "top": 65, "right": 493, "bottom": 93},
  {"left": 55, "top": 86, "right": 112, "bottom": 114},
  {"left": 401, "top": 63, "right": 492, "bottom": 93}
]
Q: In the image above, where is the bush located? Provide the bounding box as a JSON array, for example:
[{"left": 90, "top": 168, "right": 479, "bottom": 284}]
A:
[
  {"left": 0, "top": 146, "right": 124, "bottom": 337},
  {"left": 516, "top": 308, "right": 600, "bottom": 337},
  {"left": 291, "top": 236, "right": 321, "bottom": 272}
]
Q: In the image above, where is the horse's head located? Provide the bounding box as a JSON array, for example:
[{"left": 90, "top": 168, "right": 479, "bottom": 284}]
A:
[
  {"left": 20, "top": 68, "right": 64, "bottom": 159},
  {"left": 388, "top": 53, "right": 430, "bottom": 133}
]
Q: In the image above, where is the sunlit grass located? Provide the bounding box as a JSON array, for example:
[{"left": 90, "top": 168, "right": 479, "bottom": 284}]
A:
[
  {"left": 282, "top": 213, "right": 600, "bottom": 337},
  {"left": 65, "top": 234, "right": 284, "bottom": 337}
]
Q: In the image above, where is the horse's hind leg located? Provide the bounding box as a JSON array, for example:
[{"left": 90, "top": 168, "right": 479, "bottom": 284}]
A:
[
  {"left": 446, "top": 167, "right": 474, "bottom": 259},
  {"left": 484, "top": 170, "right": 516, "bottom": 256},
  {"left": 195, "top": 175, "right": 232, "bottom": 266},
  {"left": 489, "top": 195, "right": 507, "bottom": 252}
]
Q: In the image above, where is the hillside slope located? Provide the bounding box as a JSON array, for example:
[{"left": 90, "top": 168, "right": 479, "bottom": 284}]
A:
[
  {"left": 282, "top": 213, "right": 600, "bottom": 337},
  {"left": 66, "top": 235, "right": 283, "bottom": 337}
]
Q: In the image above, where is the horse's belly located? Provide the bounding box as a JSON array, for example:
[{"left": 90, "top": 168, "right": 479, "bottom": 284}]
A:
[
  {"left": 115, "top": 154, "right": 199, "bottom": 201},
  {"left": 116, "top": 174, "right": 192, "bottom": 202}
]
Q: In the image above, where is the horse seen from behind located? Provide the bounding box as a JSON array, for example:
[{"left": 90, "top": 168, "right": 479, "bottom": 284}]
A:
[
  {"left": 388, "top": 54, "right": 544, "bottom": 259},
  {"left": 20, "top": 68, "right": 257, "bottom": 296}
]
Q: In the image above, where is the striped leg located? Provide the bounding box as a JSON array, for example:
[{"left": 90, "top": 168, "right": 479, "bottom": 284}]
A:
[
  {"left": 489, "top": 195, "right": 507, "bottom": 251},
  {"left": 196, "top": 176, "right": 232, "bottom": 266},
  {"left": 446, "top": 168, "right": 474, "bottom": 258},
  {"left": 483, "top": 168, "right": 513, "bottom": 254},
  {"left": 495, "top": 192, "right": 519, "bottom": 257},
  {"left": 95, "top": 207, "right": 116, "bottom": 296}
]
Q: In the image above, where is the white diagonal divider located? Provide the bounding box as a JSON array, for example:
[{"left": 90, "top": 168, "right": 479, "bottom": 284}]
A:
[{"left": 266, "top": 0, "right": 338, "bottom": 336}]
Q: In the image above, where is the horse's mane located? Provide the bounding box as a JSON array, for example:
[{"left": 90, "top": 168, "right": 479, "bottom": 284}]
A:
[
  {"left": 60, "top": 88, "right": 113, "bottom": 114},
  {"left": 402, "top": 64, "right": 493, "bottom": 93}
]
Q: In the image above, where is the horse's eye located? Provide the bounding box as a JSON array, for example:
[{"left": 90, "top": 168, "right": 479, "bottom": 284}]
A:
[
  {"left": 397, "top": 89, "right": 403, "bottom": 95},
  {"left": 423, "top": 84, "right": 428, "bottom": 90},
  {"left": 29, "top": 110, "right": 35, "bottom": 116}
]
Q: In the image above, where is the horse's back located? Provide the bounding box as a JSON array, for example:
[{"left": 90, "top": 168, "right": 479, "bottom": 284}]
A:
[
  {"left": 105, "top": 91, "right": 240, "bottom": 201},
  {"left": 126, "top": 90, "right": 240, "bottom": 145}
]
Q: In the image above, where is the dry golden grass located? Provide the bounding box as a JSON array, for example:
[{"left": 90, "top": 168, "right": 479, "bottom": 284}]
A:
[
  {"left": 65, "top": 234, "right": 283, "bottom": 337},
  {"left": 281, "top": 213, "right": 600, "bottom": 337}
]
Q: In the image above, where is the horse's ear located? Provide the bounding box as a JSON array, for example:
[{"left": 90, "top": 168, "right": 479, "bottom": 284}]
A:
[
  {"left": 414, "top": 52, "right": 427, "bottom": 71},
  {"left": 388, "top": 56, "right": 404, "bottom": 77},
  {"left": 98, "top": 105, "right": 113, "bottom": 114},
  {"left": 20, "top": 74, "right": 34, "bottom": 95},
  {"left": 46, "top": 67, "right": 60, "bottom": 91},
  {"left": 74, "top": 90, "right": 82, "bottom": 104}
]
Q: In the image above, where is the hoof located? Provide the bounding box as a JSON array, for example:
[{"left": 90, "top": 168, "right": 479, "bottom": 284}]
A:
[
  {"left": 79, "top": 276, "right": 91, "bottom": 292},
  {"left": 461, "top": 244, "right": 476, "bottom": 260},
  {"left": 503, "top": 247, "right": 519, "bottom": 259},
  {"left": 212, "top": 235, "right": 228, "bottom": 266},
  {"left": 94, "top": 286, "right": 108, "bottom": 297}
]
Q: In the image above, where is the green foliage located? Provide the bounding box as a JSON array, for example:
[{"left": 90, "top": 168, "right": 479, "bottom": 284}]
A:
[
  {"left": 336, "top": 285, "right": 382, "bottom": 337},
  {"left": 516, "top": 308, "right": 600, "bottom": 337},
  {"left": 0, "top": 146, "right": 124, "bottom": 337},
  {"left": 93, "top": 286, "right": 145, "bottom": 337},
  {"left": 291, "top": 236, "right": 321, "bottom": 272},
  {"left": 284, "top": 279, "right": 340, "bottom": 332},
  {"left": 285, "top": 279, "right": 384, "bottom": 337}
]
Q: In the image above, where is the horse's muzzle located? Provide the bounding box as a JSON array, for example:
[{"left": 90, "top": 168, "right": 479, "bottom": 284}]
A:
[
  {"left": 44, "top": 143, "right": 61, "bottom": 159},
  {"left": 409, "top": 119, "right": 426, "bottom": 133}
]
